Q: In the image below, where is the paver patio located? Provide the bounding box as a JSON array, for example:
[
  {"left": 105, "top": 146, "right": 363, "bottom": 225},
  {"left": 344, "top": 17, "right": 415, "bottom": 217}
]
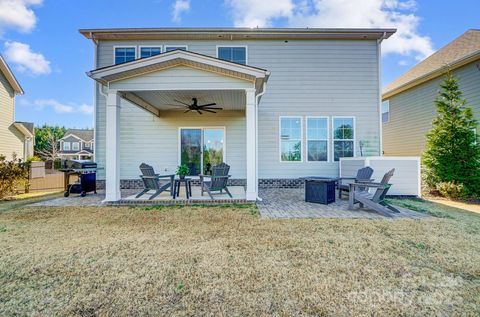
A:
[
  {"left": 27, "top": 186, "right": 425, "bottom": 219},
  {"left": 257, "top": 188, "right": 427, "bottom": 219}
]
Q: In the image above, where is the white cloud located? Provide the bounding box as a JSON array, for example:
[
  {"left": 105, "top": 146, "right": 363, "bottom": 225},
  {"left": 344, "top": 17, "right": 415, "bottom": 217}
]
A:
[
  {"left": 225, "top": 0, "right": 434, "bottom": 60},
  {"left": 172, "top": 0, "right": 190, "bottom": 22},
  {"left": 27, "top": 99, "right": 93, "bottom": 115},
  {"left": 4, "top": 41, "right": 50, "bottom": 75},
  {"left": 225, "top": 0, "right": 294, "bottom": 27},
  {"left": 0, "top": 0, "right": 42, "bottom": 33}
]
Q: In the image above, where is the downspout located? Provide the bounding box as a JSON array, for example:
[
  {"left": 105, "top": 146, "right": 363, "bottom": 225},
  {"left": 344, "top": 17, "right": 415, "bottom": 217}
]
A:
[
  {"left": 377, "top": 32, "right": 387, "bottom": 156},
  {"left": 255, "top": 82, "right": 267, "bottom": 201},
  {"left": 92, "top": 37, "right": 98, "bottom": 162}
]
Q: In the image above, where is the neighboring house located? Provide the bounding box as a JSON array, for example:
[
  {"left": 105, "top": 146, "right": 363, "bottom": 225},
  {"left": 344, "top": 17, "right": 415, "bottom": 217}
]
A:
[
  {"left": 382, "top": 29, "right": 480, "bottom": 156},
  {"left": 0, "top": 55, "right": 34, "bottom": 161},
  {"left": 80, "top": 27, "right": 395, "bottom": 201},
  {"left": 58, "top": 129, "right": 94, "bottom": 160}
]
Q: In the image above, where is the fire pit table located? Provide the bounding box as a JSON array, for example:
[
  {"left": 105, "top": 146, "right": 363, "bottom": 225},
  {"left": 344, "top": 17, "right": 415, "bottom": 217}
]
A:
[{"left": 302, "top": 177, "right": 339, "bottom": 205}]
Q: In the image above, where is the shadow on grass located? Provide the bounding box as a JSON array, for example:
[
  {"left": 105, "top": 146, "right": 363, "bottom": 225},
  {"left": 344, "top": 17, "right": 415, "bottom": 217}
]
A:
[
  {"left": 0, "top": 192, "right": 63, "bottom": 213},
  {"left": 143, "top": 203, "right": 258, "bottom": 216}
]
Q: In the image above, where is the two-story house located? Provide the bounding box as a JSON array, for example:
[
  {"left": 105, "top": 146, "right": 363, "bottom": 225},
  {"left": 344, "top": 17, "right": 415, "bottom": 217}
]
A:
[
  {"left": 0, "top": 55, "right": 34, "bottom": 161},
  {"left": 80, "top": 27, "right": 395, "bottom": 201},
  {"left": 58, "top": 129, "right": 94, "bottom": 160},
  {"left": 382, "top": 29, "right": 480, "bottom": 156}
]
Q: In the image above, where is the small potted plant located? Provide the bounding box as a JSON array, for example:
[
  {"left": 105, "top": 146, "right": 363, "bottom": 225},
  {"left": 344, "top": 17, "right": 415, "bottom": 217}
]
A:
[{"left": 176, "top": 164, "right": 189, "bottom": 179}]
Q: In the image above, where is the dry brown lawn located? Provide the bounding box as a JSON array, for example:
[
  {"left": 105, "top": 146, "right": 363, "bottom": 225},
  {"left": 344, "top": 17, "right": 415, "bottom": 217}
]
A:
[{"left": 1, "top": 202, "right": 479, "bottom": 316}]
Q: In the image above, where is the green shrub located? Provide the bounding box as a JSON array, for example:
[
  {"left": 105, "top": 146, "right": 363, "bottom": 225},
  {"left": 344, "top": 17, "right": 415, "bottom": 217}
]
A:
[
  {"left": 26, "top": 155, "right": 42, "bottom": 162},
  {"left": 436, "top": 182, "right": 465, "bottom": 199},
  {"left": 0, "top": 154, "right": 30, "bottom": 199}
]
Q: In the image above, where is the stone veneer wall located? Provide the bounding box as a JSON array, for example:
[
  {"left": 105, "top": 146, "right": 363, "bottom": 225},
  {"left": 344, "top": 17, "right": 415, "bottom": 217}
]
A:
[{"left": 96, "top": 178, "right": 305, "bottom": 190}]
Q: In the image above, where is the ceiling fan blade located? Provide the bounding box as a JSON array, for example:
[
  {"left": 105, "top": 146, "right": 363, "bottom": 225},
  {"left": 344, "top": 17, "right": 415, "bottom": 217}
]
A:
[
  {"left": 196, "top": 110, "right": 202, "bottom": 115},
  {"left": 174, "top": 99, "right": 192, "bottom": 106},
  {"left": 164, "top": 104, "right": 187, "bottom": 108},
  {"left": 198, "top": 103, "right": 216, "bottom": 107},
  {"left": 202, "top": 109, "right": 217, "bottom": 113},
  {"left": 184, "top": 109, "right": 191, "bottom": 113},
  {"left": 202, "top": 107, "right": 223, "bottom": 110}
]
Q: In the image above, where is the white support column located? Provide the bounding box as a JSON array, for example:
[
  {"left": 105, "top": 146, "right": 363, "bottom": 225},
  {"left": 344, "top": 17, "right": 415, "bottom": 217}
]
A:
[
  {"left": 245, "top": 88, "right": 257, "bottom": 201},
  {"left": 104, "top": 90, "right": 121, "bottom": 202}
]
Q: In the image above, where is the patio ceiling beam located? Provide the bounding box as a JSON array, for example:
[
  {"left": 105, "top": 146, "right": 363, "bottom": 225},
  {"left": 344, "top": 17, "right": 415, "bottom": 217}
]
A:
[{"left": 121, "top": 92, "right": 161, "bottom": 117}]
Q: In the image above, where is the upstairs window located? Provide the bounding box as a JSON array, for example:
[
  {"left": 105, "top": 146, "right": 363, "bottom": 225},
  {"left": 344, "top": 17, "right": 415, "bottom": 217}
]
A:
[
  {"left": 333, "top": 117, "right": 355, "bottom": 161},
  {"left": 165, "top": 45, "right": 188, "bottom": 52},
  {"left": 72, "top": 142, "right": 80, "bottom": 151},
  {"left": 114, "top": 47, "right": 136, "bottom": 64},
  {"left": 382, "top": 100, "right": 390, "bottom": 123},
  {"left": 140, "top": 47, "right": 162, "bottom": 58},
  {"left": 217, "top": 46, "right": 247, "bottom": 65},
  {"left": 63, "top": 142, "right": 71, "bottom": 151},
  {"left": 280, "top": 117, "right": 302, "bottom": 162}
]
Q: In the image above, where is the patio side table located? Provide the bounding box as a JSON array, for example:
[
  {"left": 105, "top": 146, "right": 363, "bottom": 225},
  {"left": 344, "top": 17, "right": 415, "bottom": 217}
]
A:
[
  {"left": 173, "top": 177, "right": 192, "bottom": 199},
  {"left": 304, "top": 178, "right": 337, "bottom": 204}
]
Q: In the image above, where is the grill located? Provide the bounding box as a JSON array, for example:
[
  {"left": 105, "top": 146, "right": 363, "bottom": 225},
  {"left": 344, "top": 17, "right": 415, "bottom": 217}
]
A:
[{"left": 59, "top": 160, "right": 100, "bottom": 197}]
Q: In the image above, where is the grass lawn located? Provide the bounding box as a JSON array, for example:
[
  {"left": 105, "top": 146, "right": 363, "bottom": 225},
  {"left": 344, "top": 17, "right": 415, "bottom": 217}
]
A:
[{"left": 1, "top": 200, "right": 479, "bottom": 316}]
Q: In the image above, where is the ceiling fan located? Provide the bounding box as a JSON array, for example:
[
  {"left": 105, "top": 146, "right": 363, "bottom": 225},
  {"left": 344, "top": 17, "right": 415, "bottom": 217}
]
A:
[{"left": 166, "top": 98, "right": 223, "bottom": 114}]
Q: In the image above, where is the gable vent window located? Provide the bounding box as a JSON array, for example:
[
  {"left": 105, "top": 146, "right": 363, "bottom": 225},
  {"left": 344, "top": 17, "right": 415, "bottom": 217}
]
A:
[
  {"left": 217, "top": 46, "right": 247, "bottom": 65},
  {"left": 114, "top": 47, "right": 136, "bottom": 64},
  {"left": 165, "top": 46, "right": 188, "bottom": 52}
]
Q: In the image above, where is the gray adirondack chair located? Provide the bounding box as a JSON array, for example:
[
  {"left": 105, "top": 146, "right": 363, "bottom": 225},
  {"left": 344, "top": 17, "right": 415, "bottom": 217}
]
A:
[
  {"left": 199, "top": 163, "right": 232, "bottom": 199},
  {"left": 348, "top": 168, "right": 400, "bottom": 217},
  {"left": 136, "top": 163, "right": 175, "bottom": 200},
  {"left": 337, "top": 166, "right": 374, "bottom": 198}
]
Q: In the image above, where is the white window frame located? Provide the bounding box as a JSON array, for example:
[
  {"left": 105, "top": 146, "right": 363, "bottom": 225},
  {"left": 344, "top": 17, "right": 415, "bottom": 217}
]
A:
[
  {"left": 138, "top": 46, "right": 162, "bottom": 58},
  {"left": 72, "top": 142, "right": 80, "bottom": 151},
  {"left": 164, "top": 45, "right": 188, "bottom": 52},
  {"left": 113, "top": 46, "right": 137, "bottom": 64},
  {"left": 177, "top": 127, "right": 227, "bottom": 177},
  {"left": 63, "top": 142, "right": 71, "bottom": 151},
  {"left": 332, "top": 116, "right": 356, "bottom": 162},
  {"left": 382, "top": 100, "right": 390, "bottom": 123},
  {"left": 216, "top": 45, "right": 248, "bottom": 64},
  {"left": 306, "top": 116, "right": 330, "bottom": 162},
  {"left": 279, "top": 116, "right": 303, "bottom": 163}
]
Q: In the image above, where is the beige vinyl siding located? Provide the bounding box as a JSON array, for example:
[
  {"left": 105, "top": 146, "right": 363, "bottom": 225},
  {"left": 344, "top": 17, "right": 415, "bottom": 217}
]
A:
[
  {"left": 383, "top": 61, "right": 480, "bottom": 156},
  {"left": 0, "top": 71, "right": 24, "bottom": 160},
  {"left": 95, "top": 39, "right": 381, "bottom": 180}
]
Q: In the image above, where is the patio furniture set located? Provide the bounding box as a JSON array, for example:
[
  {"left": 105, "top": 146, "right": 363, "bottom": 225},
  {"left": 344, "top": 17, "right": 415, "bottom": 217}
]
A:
[{"left": 136, "top": 162, "right": 233, "bottom": 200}]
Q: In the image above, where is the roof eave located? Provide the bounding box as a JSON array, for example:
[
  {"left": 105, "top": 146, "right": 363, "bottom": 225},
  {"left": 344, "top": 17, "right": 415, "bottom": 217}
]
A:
[
  {"left": 79, "top": 27, "right": 396, "bottom": 41},
  {"left": 0, "top": 55, "right": 24, "bottom": 95},
  {"left": 383, "top": 50, "right": 480, "bottom": 100}
]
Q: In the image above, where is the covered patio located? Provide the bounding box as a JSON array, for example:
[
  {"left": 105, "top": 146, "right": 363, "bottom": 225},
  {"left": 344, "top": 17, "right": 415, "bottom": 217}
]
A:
[{"left": 88, "top": 50, "right": 269, "bottom": 202}]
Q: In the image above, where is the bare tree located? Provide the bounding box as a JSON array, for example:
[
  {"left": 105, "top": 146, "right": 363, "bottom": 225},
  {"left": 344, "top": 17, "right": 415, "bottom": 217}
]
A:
[{"left": 36, "top": 130, "right": 61, "bottom": 162}]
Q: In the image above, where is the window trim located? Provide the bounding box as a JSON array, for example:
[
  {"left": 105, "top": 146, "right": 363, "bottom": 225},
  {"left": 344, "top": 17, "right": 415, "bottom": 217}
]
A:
[
  {"left": 332, "top": 116, "right": 356, "bottom": 162},
  {"left": 382, "top": 100, "right": 390, "bottom": 124},
  {"left": 113, "top": 46, "right": 137, "bottom": 65},
  {"left": 279, "top": 116, "right": 303, "bottom": 163},
  {"left": 138, "top": 45, "right": 162, "bottom": 59},
  {"left": 216, "top": 45, "right": 248, "bottom": 65},
  {"left": 63, "top": 142, "right": 71, "bottom": 151},
  {"left": 306, "top": 116, "right": 330, "bottom": 163},
  {"left": 164, "top": 45, "right": 188, "bottom": 52}
]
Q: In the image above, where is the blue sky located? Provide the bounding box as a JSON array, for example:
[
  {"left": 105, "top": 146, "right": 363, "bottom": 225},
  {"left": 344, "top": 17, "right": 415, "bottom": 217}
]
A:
[{"left": 0, "top": 0, "right": 478, "bottom": 129}]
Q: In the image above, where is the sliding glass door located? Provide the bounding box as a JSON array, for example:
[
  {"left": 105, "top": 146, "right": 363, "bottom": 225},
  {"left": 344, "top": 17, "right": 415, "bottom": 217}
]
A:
[{"left": 180, "top": 128, "right": 225, "bottom": 176}]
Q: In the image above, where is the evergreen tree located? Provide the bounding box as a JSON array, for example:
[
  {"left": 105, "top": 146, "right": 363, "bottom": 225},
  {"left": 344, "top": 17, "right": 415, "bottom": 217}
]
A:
[{"left": 422, "top": 73, "right": 480, "bottom": 197}]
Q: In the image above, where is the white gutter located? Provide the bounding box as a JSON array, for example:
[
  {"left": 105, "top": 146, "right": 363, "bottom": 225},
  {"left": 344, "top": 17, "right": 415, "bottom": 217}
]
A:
[
  {"left": 255, "top": 82, "right": 267, "bottom": 201},
  {"left": 377, "top": 32, "right": 387, "bottom": 156}
]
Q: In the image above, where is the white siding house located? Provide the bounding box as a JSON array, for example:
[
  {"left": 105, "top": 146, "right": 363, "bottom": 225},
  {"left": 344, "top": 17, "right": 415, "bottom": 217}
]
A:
[{"left": 80, "top": 28, "right": 395, "bottom": 201}]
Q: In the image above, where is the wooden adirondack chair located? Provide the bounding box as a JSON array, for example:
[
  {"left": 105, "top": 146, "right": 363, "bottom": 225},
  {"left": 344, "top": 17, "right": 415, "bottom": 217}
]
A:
[
  {"left": 348, "top": 168, "right": 400, "bottom": 217},
  {"left": 136, "top": 163, "right": 175, "bottom": 200},
  {"left": 199, "top": 163, "right": 232, "bottom": 199},
  {"left": 337, "top": 166, "right": 374, "bottom": 198}
]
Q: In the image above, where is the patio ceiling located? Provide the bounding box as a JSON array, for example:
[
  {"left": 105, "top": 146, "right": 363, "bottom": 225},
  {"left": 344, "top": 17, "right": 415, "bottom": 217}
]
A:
[{"left": 129, "top": 89, "right": 246, "bottom": 112}]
